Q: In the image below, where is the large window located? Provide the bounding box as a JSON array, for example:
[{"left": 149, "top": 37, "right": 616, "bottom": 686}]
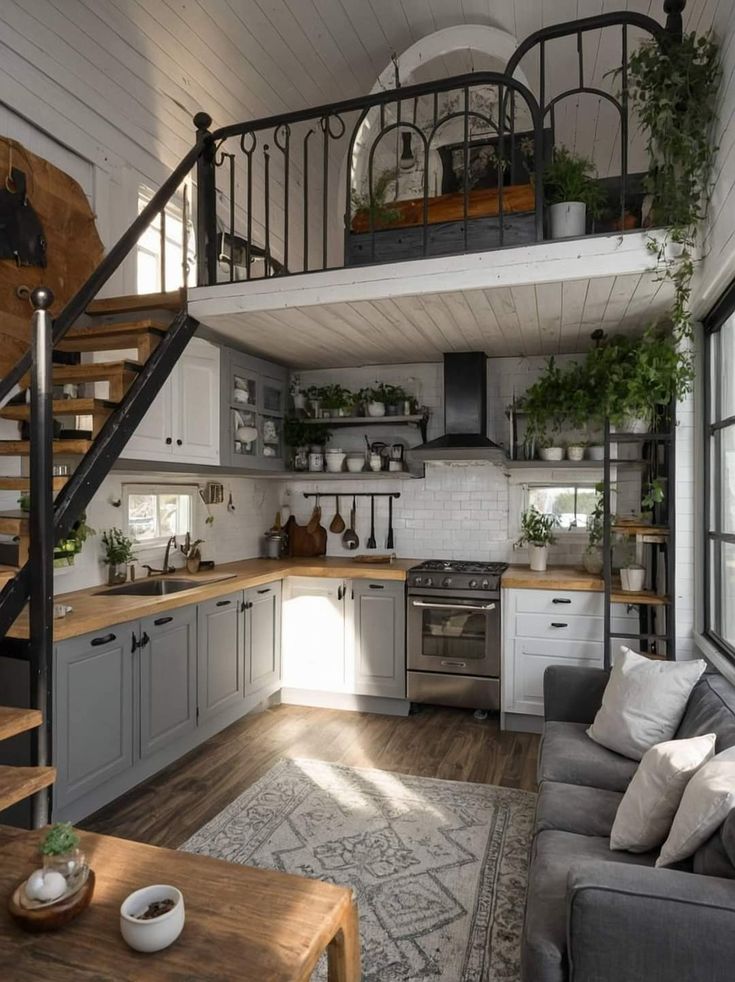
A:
[{"left": 705, "top": 297, "right": 735, "bottom": 658}]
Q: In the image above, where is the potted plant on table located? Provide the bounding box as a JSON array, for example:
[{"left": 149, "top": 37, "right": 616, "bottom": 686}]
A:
[
  {"left": 544, "top": 145, "right": 605, "bottom": 239},
  {"left": 517, "top": 506, "right": 559, "bottom": 572},
  {"left": 101, "top": 528, "right": 137, "bottom": 585}
]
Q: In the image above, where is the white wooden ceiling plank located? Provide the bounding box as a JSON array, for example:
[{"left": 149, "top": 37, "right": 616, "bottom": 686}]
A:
[
  {"left": 369, "top": 298, "right": 445, "bottom": 359},
  {"left": 327, "top": 301, "right": 420, "bottom": 360},
  {"left": 420, "top": 292, "right": 474, "bottom": 350},
  {"left": 276, "top": 0, "right": 364, "bottom": 95},
  {"left": 439, "top": 290, "right": 492, "bottom": 350},
  {"left": 509, "top": 284, "right": 542, "bottom": 356},
  {"left": 358, "top": 298, "right": 439, "bottom": 360},
  {"left": 559, "top": 278, "right": 589, "bottom": 351},
  {"left": 380, "top": 297, "right": 448, "bottom": 360},
  {"left": 579, "top": 274, "right": 616, "bottom": 334},
  {"left": 335, "top": 0, "right": 392, "bottom": 76},
  {"left": 393, "top": 294, "right": 461, "bottom": 352},
  {"left": 535, "top": 281, "right": 564, "bottom": 353},
  {"left": 462, "top": 288, "right": 513, "bottom": 356},
  {"left": 310, "top": 302, "right": 399, "bottom": 361},
  {"left": 601, "top": 273, "right": 641, "bottom": 330}
]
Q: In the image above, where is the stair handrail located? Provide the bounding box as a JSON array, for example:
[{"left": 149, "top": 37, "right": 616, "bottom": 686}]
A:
[{"left": 0, "top": 131, "right": 212, "bottom": 406}]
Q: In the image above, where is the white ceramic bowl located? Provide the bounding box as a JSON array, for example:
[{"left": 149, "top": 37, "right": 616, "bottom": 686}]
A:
[
  {"left": 120, "top": 885, "right": 185, "bottom": 953},
  {"left": 325, "top": 450, "right": 346, "bottom": 473},
  {"left": 346, "top": 456, "right": 365, "bottom": 473}
]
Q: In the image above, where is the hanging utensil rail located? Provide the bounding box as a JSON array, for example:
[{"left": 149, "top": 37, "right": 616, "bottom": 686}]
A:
[{"left": 302, "top": 492, "right": 400, "bottom": 499}]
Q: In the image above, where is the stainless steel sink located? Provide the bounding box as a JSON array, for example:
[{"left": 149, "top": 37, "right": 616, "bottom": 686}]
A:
[{"left": 97, "top": 578, "right": 210, "bottom": 597}]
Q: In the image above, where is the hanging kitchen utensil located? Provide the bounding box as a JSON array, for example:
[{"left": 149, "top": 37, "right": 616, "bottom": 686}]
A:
[
  {"left": 307, "top": 494, "right": 321, "bottom": 534},
  {"left": 367, "top": 495, "right": 377, "bottom": 549},
  {"left": 342, "top": 496, "right": 359, "bottom": 550},
  {"left": 329, "top": 495, "right": 346, "bottom": 534},
  {"left": 386, "top": 495, "right": 395, "bottom": 549}
]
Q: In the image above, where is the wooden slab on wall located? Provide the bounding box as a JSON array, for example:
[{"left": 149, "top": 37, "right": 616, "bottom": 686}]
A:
[{"left": 0, "top": 136, "right": 104, "bottom": 377}]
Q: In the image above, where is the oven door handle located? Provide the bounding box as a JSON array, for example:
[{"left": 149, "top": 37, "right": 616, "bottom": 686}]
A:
[{"left": 411, "top": 600, "right": 496, "bottom": 612}]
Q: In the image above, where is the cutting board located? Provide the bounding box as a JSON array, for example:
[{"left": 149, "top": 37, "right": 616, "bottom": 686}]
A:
[{"left": 285, "top": 516, "right": 327, "bottom": 558}]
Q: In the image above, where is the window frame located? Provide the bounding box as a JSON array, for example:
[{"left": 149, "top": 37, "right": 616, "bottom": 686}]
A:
[
  {"left": 520, "top": 481, "right": 601, "bottom": 536},
  {"left": 703, "top": 278, "right": 735, "bottom": 663},
  {"left": 121, "top": 483, "right": 197, "bottom": 550}
]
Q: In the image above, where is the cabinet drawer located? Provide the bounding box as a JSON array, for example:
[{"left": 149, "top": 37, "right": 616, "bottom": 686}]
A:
[
  {"left": 515, "top": 589, "right": 603, "bottom": 616},
  {"left": 514, "top": 612, "right": 635, "bottom": 643},
  {"left": 511, "top": 637, "right": 604, "bottom": 716}
]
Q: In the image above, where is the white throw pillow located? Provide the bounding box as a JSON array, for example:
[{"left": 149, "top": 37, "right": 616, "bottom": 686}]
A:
[
  {"left": 586, "top": 647, "right": 706, "bottom": 761},
  {"left": 610, "top": 733, "right": 716, "bottom": 853},
  {"left": 657, "top": 747, "right": 735, "bottom": 867}
]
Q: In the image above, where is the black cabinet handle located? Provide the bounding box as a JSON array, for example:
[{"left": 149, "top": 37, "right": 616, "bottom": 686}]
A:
[
  {"left": 176, "top": 439, "right": 183, "bottom": 446},
  {"left": 552, "top": 598, "right": 572, "bottom": 604},
  {"left": 165, "top": 437, "right": 172, "bottom": 445},
  {"left": 369, "top": 584, "right": 384, "bottom": 590},
  {"left": 154, "top": 615, "right": 173, "bottom": 626},
  {"left": 91, "top": 632, "right": 115, "bottom": 647},
  {"left": 216, "top": 599, "right": 231, "bottom": 607},
  {"left": 337, "top": 585, "right": 344, "bottom": 600},
  {"left": 257, "top": 587, "right": 271, "bottom": 594},
  {"left": 141, "top": 632, "right": 150, "bottom": 647},
  {"left": 131, "top": 632, "right": 138, "bottom": 652},
  {"left": 550, "top": 622, "right": 568, "bottom": 628}
]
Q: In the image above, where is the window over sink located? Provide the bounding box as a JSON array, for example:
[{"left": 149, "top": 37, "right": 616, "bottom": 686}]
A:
[
  {"left": 122, "top": 484, "right": 196, "bottom": 547},
  {"left": 524, "top": 484, "right": 599, "bottom": 532}
]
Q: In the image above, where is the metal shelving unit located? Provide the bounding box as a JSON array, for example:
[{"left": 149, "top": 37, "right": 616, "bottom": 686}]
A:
[{"left": 602, "top": 402, "right": 676, "bottom": 668}]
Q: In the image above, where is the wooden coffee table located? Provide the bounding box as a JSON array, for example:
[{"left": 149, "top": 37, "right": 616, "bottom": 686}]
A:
[{"left": 0, "top": 825, "right": 361, "bottom": 980}]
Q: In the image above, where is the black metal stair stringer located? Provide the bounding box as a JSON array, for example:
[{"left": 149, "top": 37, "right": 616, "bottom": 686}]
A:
[{"left": 0, "top": 309, "right": 201, "bottom": 639}]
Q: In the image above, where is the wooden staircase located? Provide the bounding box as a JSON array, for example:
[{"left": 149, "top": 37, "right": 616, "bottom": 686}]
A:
[{"left": 0, "top": 708, "right": 55, "bottom": 812}]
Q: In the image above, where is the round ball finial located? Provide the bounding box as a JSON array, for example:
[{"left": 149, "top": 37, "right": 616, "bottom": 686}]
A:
[
  {"left": 31, "top": 287, "right": 54, "bottom": 311},
  {"left": 193, "top": 112, "right": 213, "bottom": 131}
]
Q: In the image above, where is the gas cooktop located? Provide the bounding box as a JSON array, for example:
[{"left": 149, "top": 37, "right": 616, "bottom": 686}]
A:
[{"left": 407, "top": 560, "right": 508, "bottom": 595}]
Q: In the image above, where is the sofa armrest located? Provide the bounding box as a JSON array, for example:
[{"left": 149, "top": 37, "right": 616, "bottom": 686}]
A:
[
  {"left": 567, "top": 861, "right": 735, "bottom": 982},
  {"left": 543, "top": 666, "right": 608, "bottom": 724}
]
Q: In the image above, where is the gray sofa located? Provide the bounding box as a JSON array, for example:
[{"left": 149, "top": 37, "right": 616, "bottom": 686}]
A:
[{"left": 522, "top": 666, "right": 735, "bottom": 982}]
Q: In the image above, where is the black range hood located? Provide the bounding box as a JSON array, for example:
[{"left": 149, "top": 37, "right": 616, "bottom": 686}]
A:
[{"left": 410, "top": 352, "right": 505, "bottom": 461}]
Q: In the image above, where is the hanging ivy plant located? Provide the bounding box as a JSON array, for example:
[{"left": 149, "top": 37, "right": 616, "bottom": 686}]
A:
[{"left": 626, "top": 30, "right": 720, "bottom": 341}]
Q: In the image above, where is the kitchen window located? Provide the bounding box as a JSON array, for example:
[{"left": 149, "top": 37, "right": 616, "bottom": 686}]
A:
[
  {"left": 704, "top": 285, "right": 735, "bottom": 662},
  {"left": 524, "top": 483, "right": 598, "bottom": 531},
  {"left": 122, "top": 484, "right": 195, "bottom": 547}
]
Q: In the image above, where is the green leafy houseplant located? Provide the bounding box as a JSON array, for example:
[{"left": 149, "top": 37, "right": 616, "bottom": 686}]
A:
[
  {"left": 54, "top": 513, "right": 95, "bottom": 568},
  {"left": 41, "top": 822, "right": 79, "bottom": 857},
  {"left": 284, "top": 416, "right": 331, "bottom": 449},
  {"left": 351, "top": 168, "right": 401, "bottom": 229},
  {"left": 101, "top": 528, "right": 137, "bottom": 566},
  {"left": 543, "top": 145, "right": 605, "bottom": 216},
  {"left": 313, "top": 384, "right": 354, "bottom": 414},
  {"left": 517, "top": 506, "right": 559, "bottom": 548}
]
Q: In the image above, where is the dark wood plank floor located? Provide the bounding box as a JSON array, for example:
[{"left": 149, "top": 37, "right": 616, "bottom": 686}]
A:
[{"left": 82, "top": 704, "right": 540, "bottom": 849}]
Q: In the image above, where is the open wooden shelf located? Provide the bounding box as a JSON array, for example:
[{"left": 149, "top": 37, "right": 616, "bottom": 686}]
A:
[
  {"left": 0, "top": 765, "right": 56, "bottom": 812},
  {"left": 0, "top": 707, "right": 42, "bottom": 742},
  {"left": 612, "top": 524, "right": 670, "bottom": 543},
  {"left": 302, "top": 414, "right": 425, "bottom": 426},
  {"left": 611, "top": 589, "right": 670, "bottom": 606}
]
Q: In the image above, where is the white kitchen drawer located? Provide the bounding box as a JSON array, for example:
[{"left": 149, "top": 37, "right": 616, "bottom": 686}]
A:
[
  {"left": 515, "top": 589, "right": 603, "bottom": 617},
  {"left": 515, "top": 612, "right": 637, "bottom": 643},
  {"left": 510, "top": 637, "right": 604, "bottom": 716}
]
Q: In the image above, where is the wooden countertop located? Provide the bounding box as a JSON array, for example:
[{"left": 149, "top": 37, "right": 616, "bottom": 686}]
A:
[
  {"left": 9, "top": 557, "right": 417, "bottom": 642},
  {"left": 501, "top": 565, "right": 604, "bottom": 591}
]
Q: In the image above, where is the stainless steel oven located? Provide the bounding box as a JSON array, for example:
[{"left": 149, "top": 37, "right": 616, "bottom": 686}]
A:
[{"left": 406, "top": 561, "right": 507, "bottom": 712}]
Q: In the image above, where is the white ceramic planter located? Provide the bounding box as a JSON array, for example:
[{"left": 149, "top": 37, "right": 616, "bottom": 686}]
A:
[
  {"left": 586, "top": 445, "right": 604, "bottom": 461},
  {"left": 325, "top": 449, "right": 346, "bottom": 473},
  {"left": 539, "top": 446, "right": 564, "bottom": 462},
  {"left": 617, "top": 414, "right": 650, "bottom": 434},
  {"left": 620, "top": 566, "right": 646, "bottom": 592},
  {"left": 120, "top": 885, "right": 185, "bottom": 953},
  {"left": 367, "top": 401, "right": 386, "bottom": 417},
  {"left": 292, "top": 393, "right": 306, "bottom": 411},
  {"left": 566, "top": 445, "right": 585, "bottom": 461},
  {"left": 529, "top": 544, "right": 548, "bottom": 572},
  {"left": 550, "top": 201, "right": 586, "bottom": 239}
]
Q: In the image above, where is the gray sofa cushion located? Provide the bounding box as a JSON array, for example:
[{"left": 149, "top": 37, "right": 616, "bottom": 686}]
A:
[
  {"left": 539, "top": 721, "right": 638, "bottom": 792},
  {"left": 675, "top": 672, "right": 735, "bottom": 751},
  {"left": 521, "top": 830, "right": 657, "bottom": 982},
  {"left": 723, "top": 808, "right": 735, "bottom": 866},
  {"left": 693, "top": 810, "right": 735, "bottom": 880},
  {"left": 534, "top": 781, "right": 623, "bottom": 838}
]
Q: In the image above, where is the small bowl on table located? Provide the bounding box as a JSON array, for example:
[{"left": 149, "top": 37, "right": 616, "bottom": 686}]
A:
[{"left": 120, "top": 884, "right": 185, "bottom": 953}]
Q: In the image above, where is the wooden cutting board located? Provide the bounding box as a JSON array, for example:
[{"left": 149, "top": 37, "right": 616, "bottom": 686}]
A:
[{"left": 285, "top": 516, "right": 327, "bottom": 558}]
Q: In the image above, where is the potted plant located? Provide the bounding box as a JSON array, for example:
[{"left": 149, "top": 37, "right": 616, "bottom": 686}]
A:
[
  {"left": 350, "top": 168, "right": 401, "bottom": 231},
  {"left": 101, "top": 528, "right": 137, "bottom": 585},
  {"left": 303, "top": 385, "right": 322, "bottom": 419},
  {"left": 358, "top": 384, "right": 391, "bottom": 418},
  {"left": 289, "top": 374, "right": 306, "bottom": 414},
  {"left": 544, "top": 145, "right": 605, "bottom": 239},
  {"left": 40, "top": 822, "right": 85, "bottom": 880},
  {"left": 538, "top": 438, "right": 564, "bottom": 462},
  {"left": 566, "top": 441, "right": 586, "bottom": 462},
  {"left": 620, "top": 560, "right": 646, "bottom": 593},
  {"left": 382, "top": 384, "right": 409, "bottom": 416},
  {"left": 284, "top": 417, "right": 331, "bottom": 471},
  {"left": 641, "top": 477, "right": 665, "bottom": 522},
  {"left": 54, "top": 513, "right": 95, "bottom": 569},
  {"left": 317, "top": 384, "right": 354, "bottom": 417},
  {"left": 517, "top": 506, "right": 559, "bottom": 572}
]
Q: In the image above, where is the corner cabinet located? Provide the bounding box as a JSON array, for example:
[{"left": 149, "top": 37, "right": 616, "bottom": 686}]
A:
[
  {"left": 121, "top": 336, "right": 220, "bottom": 465},
  {"left": 282, "top": 576, "right": 406, "bottom": 700},
  {"left": 221, "top": 347, "right": 287, "bottom": 471}
]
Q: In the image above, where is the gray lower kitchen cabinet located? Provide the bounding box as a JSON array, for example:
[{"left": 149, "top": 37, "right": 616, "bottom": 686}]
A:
[
  {"left": 139, "top": 606, "right": 197, "bottom": 758},
  {"left": 351, "top": 580, "right": 406, "bottom": 698},
  {"left": 197, "top": 591, "right": 245, "bottom": 723},
  {"left": 54, "top": 624, "right": 135, "bottom": 810},
  {"left": 245, "top": 581, "right": 282, "bottom": 696}
]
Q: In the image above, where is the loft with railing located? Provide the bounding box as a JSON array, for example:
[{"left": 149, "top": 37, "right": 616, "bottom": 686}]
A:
[{"left": 0, "top": 1, "right": 688, "bottom": 824}]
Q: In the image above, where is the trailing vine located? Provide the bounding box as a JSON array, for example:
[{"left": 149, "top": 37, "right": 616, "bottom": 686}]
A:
[{"left": 626, "top": 30, "right": 720, "bottom": 343}]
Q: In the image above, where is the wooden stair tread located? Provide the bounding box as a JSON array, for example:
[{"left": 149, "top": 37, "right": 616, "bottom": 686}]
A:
[
  {"left": 0, "top": 707, "right": 42, "bottom": 742},
  {"left": 0, "top": 765, "right": 56, "bottom": 811},
  {"left": 57, "top": 322, "right": 167, "bottom": 354},
  {"left": 50, "top": 360, "right": 141, "bottom": 381},
  {"left": 0, "top": 564, "right": 17, "bottom": 585},
  {"left": 0, "top": 440, "right": 92, "bottom": 455},
  {"left": 0, "top": 398, "right": 117, "bottom": 421},
  {"left": 0, "top": 511, "right": 28, "bottom": 534},
  {"left": 86, "top": 290, "right": 183, "bottom": 315},
  {"left": 66, "top": 319, "right": 168, "bottom": 337},
  {"left": 0, "top": 476, "right": 67, "bottom": 491}
]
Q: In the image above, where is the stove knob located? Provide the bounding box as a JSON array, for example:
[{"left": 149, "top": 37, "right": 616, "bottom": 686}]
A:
[
  {"left": 413, "top": 576, "right": 423, "bottom": 586},
  {"left": 425, "top": 577, "right": 433, "bottom": 587},
  {"left": 481, "top": 579, "right": 490, "bottom": 589},
  {"left": 469, "top": 579, "right": 479, "bottom": 588},
  {"left": 442, "top": 576, "right": 453, "bottom": 587}
]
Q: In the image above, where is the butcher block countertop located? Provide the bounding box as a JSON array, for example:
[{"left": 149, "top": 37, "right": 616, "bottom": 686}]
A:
[
  {"left": 9, "top": 557, "right": 418, "bottom": 642},
  {"left": 501, "top": 565, "right": 604, "bottom": 591}
]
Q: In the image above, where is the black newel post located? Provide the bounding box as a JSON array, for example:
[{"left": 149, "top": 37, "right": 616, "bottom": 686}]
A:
[
  {"left": 663, "top": 0, "right": 685, "bottom": 40},
  {"left": 29, "top": 286, "right": 54, "bottom": 828},
  {"left": 193, "top": 111, "right": 218, "bottom": 288}
]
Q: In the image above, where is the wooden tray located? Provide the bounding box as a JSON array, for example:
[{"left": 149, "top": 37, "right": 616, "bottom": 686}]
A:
[
  {"left": 352, "top": 554, "right": 394, "bottom": 565},
  {"left": 9, "top": 870, "right": 95, "bottom": 932}
]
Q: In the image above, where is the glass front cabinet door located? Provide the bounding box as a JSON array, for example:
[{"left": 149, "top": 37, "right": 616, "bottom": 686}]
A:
[{"left": 221, "top": 348, "right": 287, "bottom": 471}]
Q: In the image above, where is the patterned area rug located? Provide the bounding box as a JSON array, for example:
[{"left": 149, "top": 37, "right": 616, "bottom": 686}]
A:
[{"left": 181, "top": 758, "right": 535, "bottom": 981}]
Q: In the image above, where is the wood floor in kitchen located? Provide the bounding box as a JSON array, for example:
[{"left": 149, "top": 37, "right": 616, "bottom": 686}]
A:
[{"left": 82, "top": 704, "right": 540, "bottom": 848}]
